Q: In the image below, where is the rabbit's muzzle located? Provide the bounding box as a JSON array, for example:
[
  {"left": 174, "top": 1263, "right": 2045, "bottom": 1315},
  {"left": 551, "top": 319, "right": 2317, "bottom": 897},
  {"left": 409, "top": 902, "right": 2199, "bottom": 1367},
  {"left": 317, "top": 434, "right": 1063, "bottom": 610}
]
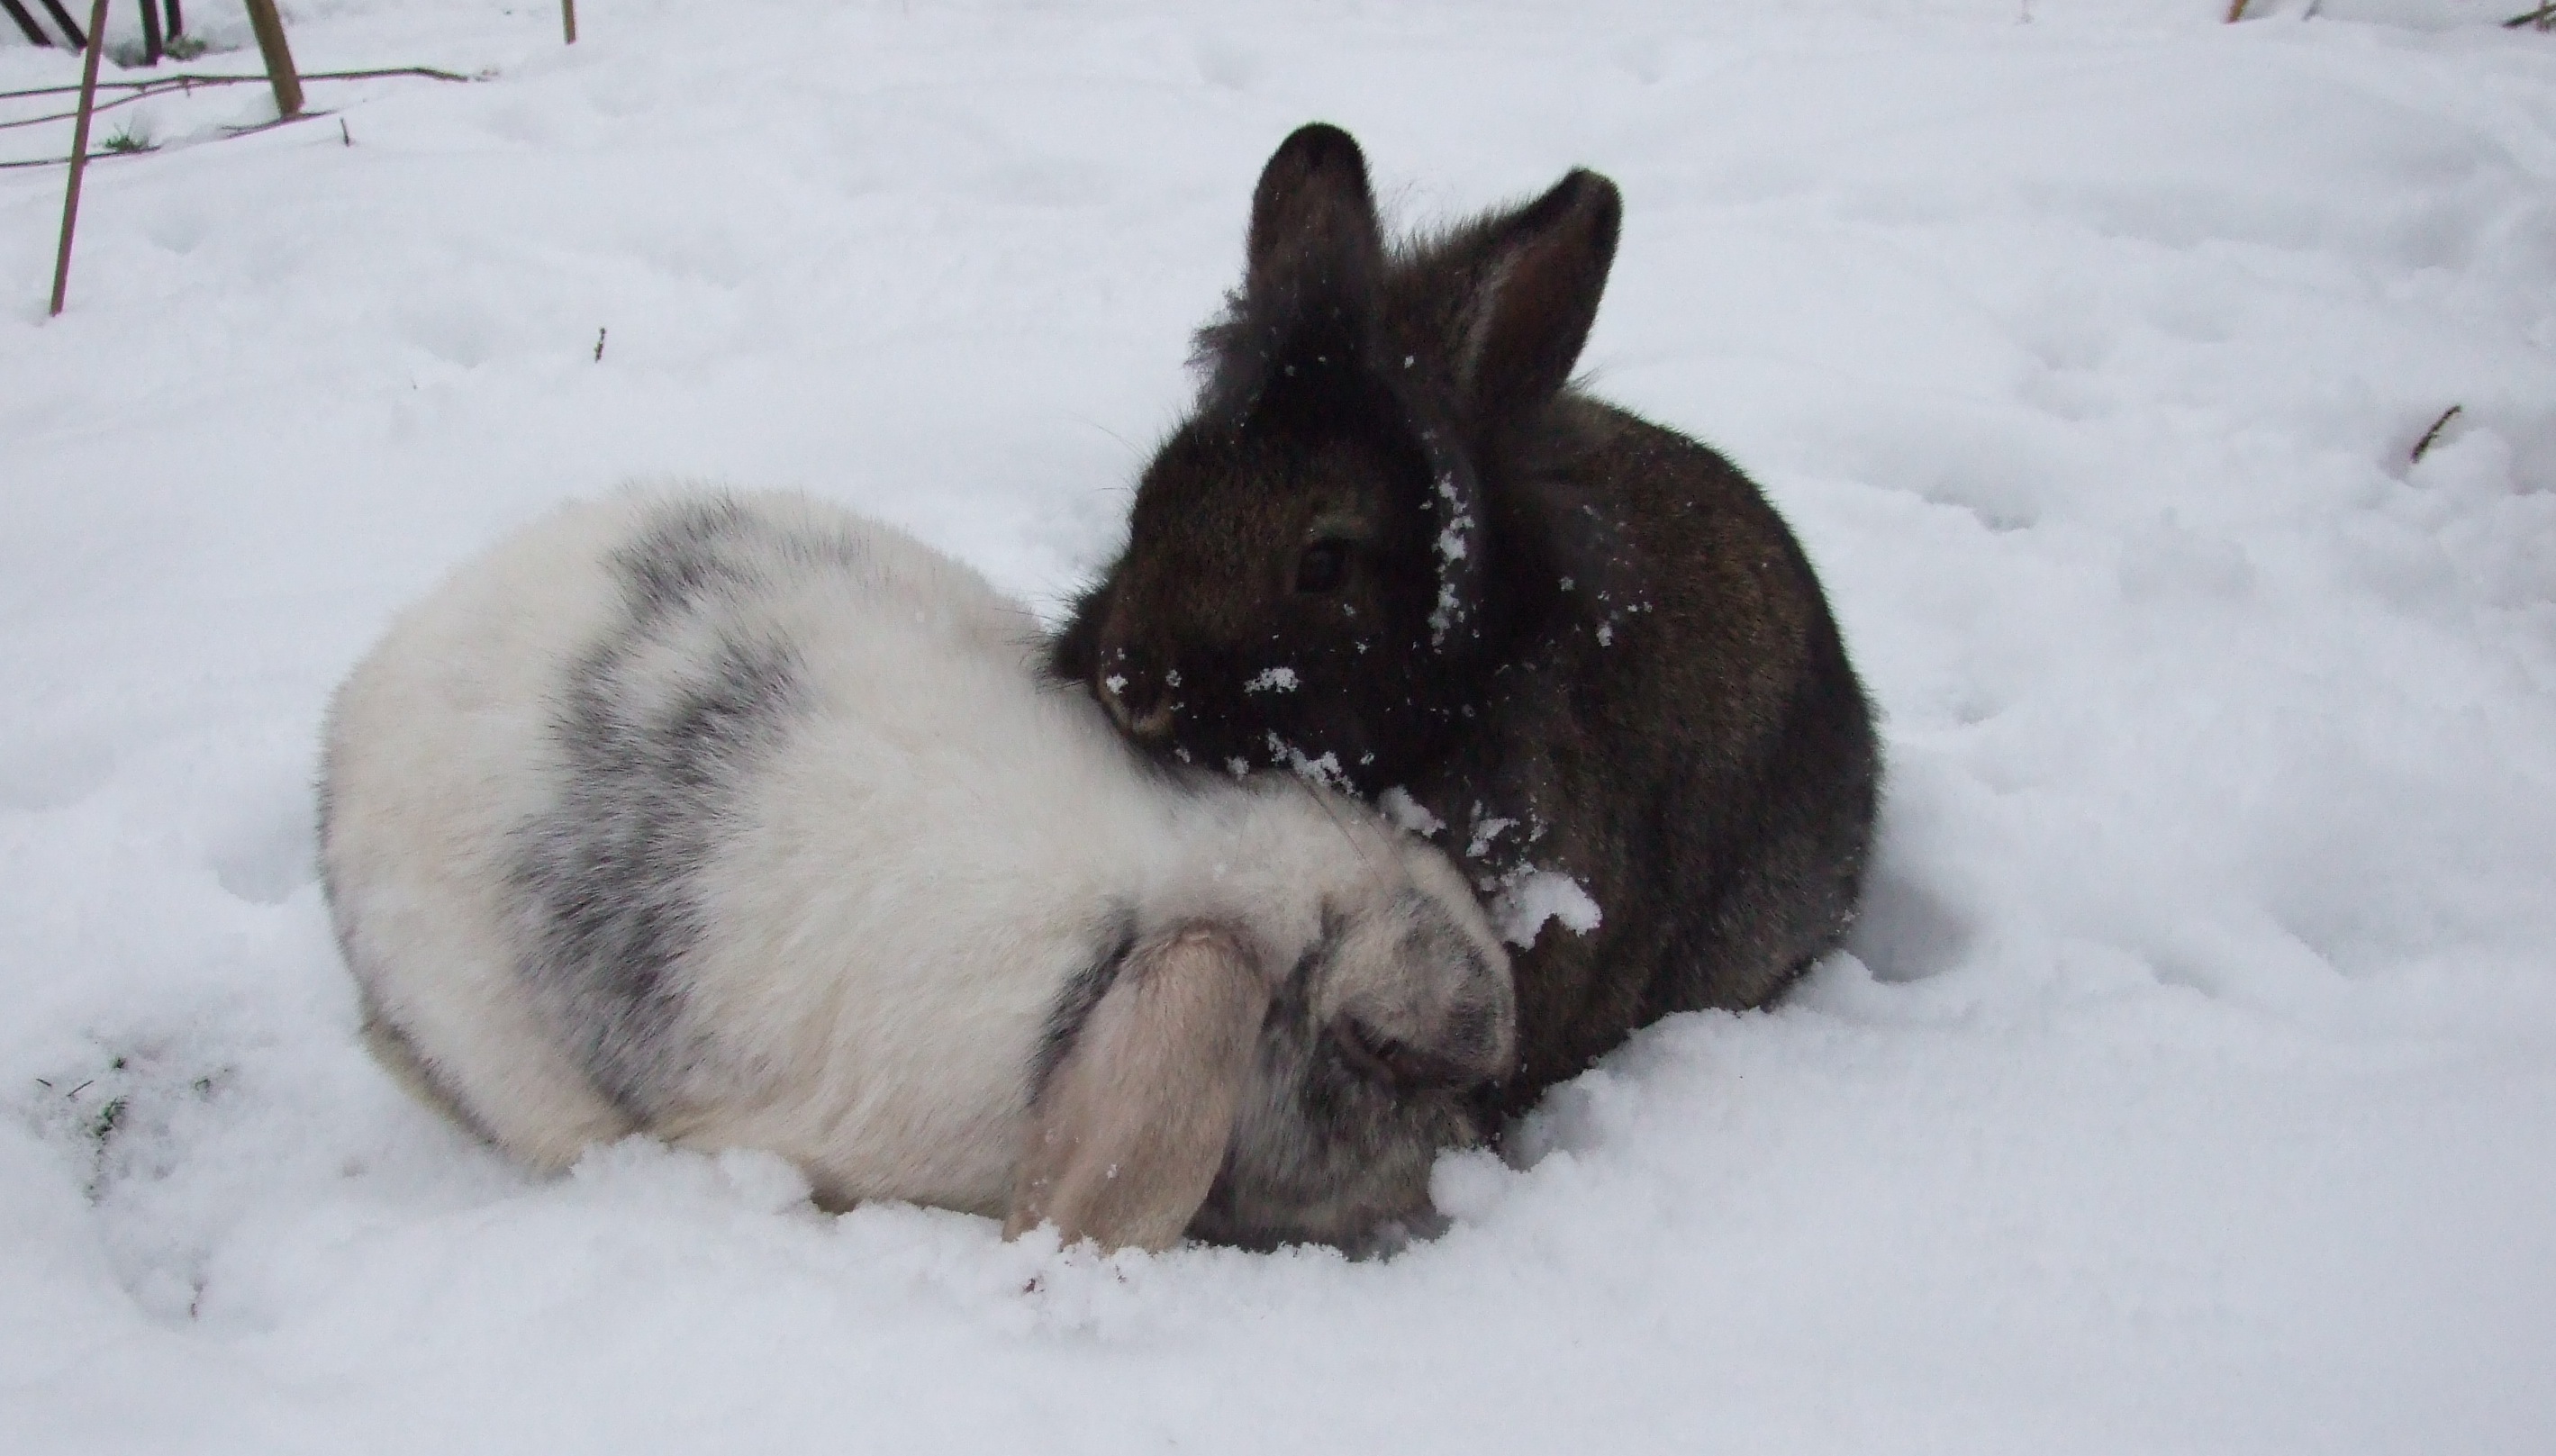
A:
[{"left": 1093, "top": 644, "right": 1178, "bottom": 743}]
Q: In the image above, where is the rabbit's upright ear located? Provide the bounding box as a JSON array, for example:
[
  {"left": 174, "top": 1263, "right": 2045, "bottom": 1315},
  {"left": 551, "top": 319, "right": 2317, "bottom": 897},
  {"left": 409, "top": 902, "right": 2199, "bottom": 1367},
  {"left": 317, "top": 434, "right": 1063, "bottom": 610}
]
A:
[
  {"left": 1201, "top": 124, "right": 1387, "bottom": 418},
  {"left": 1245, "top": 122, "right": 1383, "bottom": 324},
  {"left": 1005, "top": 925, "right": 1270, "bottom": 1253},
  {"left": 1455, "top": 169, "right": 1623, "bottom": 430}
]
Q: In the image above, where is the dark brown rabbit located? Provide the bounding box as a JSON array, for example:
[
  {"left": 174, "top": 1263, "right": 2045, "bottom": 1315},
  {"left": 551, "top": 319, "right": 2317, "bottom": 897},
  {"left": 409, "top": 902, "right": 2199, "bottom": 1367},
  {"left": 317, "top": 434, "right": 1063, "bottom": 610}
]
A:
[{"left": 1053, "top": 123, "right": 1879, "bottom": 1117}]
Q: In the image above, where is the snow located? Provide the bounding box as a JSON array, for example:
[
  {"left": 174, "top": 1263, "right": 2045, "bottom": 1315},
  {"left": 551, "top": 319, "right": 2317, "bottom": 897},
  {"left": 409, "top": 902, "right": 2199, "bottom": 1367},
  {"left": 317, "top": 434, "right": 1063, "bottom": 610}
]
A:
[
  {"left": 5, "top": 1, "right": 2555, "bottom": 1451},
  {"left": 1378, "top": 785, "right": 1447, "bottom": 838},
  {"left": 1490, "top": 869, "right": 1603, "bottom": 949}
]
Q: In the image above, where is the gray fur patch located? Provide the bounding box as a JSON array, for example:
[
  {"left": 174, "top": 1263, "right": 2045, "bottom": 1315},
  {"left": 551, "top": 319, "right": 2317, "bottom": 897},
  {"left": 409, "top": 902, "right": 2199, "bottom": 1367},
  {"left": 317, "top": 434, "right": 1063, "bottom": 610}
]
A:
[
  {"left": 1030, "top": 907, "right": 1140, "bottom": 1103},
  {"left": 508, "top": 498, "right": 827, "bottom": 1119}
]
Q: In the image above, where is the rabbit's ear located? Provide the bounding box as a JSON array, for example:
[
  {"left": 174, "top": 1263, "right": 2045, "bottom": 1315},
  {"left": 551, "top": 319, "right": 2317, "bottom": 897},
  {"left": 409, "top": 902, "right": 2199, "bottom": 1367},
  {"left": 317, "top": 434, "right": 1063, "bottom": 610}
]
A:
[
  {"left": 1245, "top": 122, "right": 1383, "bottom": 326},
  {"left": 1005, "top": 925, "right": 1269, "bottom": 1253},
  {"left": 1455, "top": 169, "right": 1623, "bottom": 429},
  {"left": 1198, "top": 125, "right": 1386, "bottom": 418}
]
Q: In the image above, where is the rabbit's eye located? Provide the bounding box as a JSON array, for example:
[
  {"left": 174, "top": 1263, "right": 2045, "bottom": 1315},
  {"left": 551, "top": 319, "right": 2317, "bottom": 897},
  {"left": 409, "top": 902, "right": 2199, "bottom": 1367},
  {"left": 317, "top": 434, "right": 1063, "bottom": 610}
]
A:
[{"left": 1295, "top": 540, "right": 1350, "bottom": 594}]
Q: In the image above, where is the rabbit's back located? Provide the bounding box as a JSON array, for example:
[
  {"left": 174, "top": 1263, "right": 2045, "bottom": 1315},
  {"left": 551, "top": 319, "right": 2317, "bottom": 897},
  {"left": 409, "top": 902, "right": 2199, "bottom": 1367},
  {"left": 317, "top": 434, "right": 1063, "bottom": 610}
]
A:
[
  {"left": 1441, "top": 400, "right": 1876, "bottom": 1096},
  {"left": 323, "top": 491, "right": 1173, "bottom": 1212}
]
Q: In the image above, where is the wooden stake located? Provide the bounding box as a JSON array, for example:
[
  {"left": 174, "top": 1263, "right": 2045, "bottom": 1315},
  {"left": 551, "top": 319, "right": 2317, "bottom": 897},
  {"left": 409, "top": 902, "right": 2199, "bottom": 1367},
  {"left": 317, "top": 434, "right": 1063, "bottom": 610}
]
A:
[
  {"left": 48, "top": 0, "right": 110, "bottom": 318},
  {"left": 37, "top": 0, "right": 84, "bottom": 47},
  {"left": 562, "top": 0, "right": 576, "bottom": 44},
  {"left": 243, "top": 0, "right": 303, "bottom": 120},
  {"left": 138, "top": 0, "right": 160, "bottom": 65},
  {"left": 4, "top": 0, "right": 50, "bottom": 48}
]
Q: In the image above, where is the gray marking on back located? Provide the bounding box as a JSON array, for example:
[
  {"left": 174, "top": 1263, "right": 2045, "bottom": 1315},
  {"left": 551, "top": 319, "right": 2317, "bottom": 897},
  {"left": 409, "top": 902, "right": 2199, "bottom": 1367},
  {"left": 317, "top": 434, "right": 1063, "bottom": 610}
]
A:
[{"left": 509, "top": 498, "right": 853, "bottom": 1118}]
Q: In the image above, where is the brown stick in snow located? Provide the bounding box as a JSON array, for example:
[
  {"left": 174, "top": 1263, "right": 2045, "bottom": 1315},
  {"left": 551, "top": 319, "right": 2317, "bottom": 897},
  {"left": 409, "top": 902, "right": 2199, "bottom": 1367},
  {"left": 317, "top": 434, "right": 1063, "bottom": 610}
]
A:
[
  {"left": 2410, "top": 406, "right": 2463, "bottom": 465},
  {"left": 244, "top": 0, "right": 304, "bottom": 120},
  {"left": 48, "top": 0, "right": 110, "bottom": 318}
]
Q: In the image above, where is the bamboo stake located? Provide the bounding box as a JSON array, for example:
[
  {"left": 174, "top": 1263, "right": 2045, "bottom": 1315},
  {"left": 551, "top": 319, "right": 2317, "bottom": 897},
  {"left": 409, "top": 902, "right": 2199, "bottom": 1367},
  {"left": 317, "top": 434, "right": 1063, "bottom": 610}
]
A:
[
  {"left": 48, "top": 0, "right": 109, "bottom": 318},
  {"left": 243, "top": 0, "right": 303, "bottom": 120}
]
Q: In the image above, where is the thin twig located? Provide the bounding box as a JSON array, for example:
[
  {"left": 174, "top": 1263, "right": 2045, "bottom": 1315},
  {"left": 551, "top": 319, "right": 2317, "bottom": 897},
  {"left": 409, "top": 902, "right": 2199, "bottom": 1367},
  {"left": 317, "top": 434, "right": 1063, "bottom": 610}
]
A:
[
  {"left": 2505, "top": 4, "right": 2556, "bottom": 30},
  {"left": 2410, "top": 405, "right": 2463, "bottom": 464},
  {"left": 217, "top": 106, "right": 331, "bottom": 138},
  {"left": 2, "top": 69, "right": 479, "bottom": 167},
  {"left": 47, "top": 0, "right": 108, "bottom": 317},
  {"left": 1, "top": 66, "right": 481, "bottom": 102},
  {"left": 4, "top": 148, "right": 143, "bottom": 168},
  {"left": 4, "top": 87, "right": 179, "bottom": 132},
  {"left": 1, "top": 102, "right": 342, "bottom": 165}
]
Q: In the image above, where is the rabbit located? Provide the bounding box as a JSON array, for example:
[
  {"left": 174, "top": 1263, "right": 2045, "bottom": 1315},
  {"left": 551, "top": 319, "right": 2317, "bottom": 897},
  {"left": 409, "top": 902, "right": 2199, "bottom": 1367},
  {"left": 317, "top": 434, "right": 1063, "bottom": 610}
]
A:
[
  {"left": 1051, "top": 124, "right": 1880, "bottom": 1119},
  {"left": 319, "top": 487, "right": 1515, "bottom": 1253}
]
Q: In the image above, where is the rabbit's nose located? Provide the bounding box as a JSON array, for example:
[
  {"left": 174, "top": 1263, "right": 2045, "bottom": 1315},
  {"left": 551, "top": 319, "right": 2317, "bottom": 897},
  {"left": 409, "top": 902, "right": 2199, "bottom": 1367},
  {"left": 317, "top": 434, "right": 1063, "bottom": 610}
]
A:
[
  {"left": 1328, "top": 1014, "right": 1486, "bottom": 1091},
  {"left": 1098, "top": 662, "right": 1177, "bottom": 741}
]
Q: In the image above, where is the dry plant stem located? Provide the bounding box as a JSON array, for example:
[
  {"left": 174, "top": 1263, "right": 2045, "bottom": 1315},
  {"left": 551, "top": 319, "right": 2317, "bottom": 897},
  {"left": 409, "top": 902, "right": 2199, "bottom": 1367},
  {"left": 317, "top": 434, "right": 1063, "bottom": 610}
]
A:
[
  {"left": 2505, "top": 5, "right": 2556, "bottom": 29},
  {"left": 37, "top": 0, "right": 82, "bottom": 48},
  {"left": 2225, "top": 0, "right": 2248, "bottom": 21},
  {"left": 139, "top": 0, "right": 160, "bottom": 66},
  {"left": 48, "top": 0, "right": 110, "bottom": 318},
  {"left": 4, "top": 0, "right": 49, "bottom": 48},
  {"left": 3, "top": 67, "right": 478, "bottom": 101},
  {"left": 244, "top": 0, "right": 304, "bottom": 120},
  {"left": 563, "top": 0, "right": 576, "bottom": 44},
  {"left": 2411, "top": 405, "right": 2463, "bottom": 465}
]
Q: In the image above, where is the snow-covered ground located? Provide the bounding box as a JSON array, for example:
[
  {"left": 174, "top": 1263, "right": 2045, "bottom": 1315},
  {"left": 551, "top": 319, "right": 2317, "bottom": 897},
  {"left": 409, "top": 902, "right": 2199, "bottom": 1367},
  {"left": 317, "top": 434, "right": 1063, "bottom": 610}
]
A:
[{"left": 5, "top": 1, "right": 2553, "bottom": 1450}]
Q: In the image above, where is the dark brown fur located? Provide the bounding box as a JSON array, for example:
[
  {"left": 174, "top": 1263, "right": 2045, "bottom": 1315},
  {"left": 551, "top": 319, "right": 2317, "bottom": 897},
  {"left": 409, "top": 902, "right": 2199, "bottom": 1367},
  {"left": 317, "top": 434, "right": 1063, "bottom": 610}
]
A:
[{"left": 1054, "top": 125, "right": 1879, "bottom": 1115}]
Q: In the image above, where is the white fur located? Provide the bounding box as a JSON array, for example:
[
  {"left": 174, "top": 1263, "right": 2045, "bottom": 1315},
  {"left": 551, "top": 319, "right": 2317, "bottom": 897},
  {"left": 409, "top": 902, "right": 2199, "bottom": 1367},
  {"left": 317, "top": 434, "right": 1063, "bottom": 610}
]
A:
[{"left": 322, "top": 488, "right": 1504, "bottom": 1223}]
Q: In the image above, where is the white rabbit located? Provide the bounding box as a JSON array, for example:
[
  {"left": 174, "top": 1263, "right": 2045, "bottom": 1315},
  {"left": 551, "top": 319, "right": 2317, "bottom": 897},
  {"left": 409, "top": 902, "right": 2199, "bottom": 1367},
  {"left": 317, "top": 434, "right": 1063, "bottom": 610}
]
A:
[{"left": 321, "top": 488, "right": 1513, "bottom": 1252}]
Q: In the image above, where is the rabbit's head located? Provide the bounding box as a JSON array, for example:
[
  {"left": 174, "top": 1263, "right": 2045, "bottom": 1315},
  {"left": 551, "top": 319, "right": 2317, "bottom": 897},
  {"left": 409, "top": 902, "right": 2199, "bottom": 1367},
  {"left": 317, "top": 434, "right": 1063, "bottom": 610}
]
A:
[
  {"left": 1312, "top": 833, "right": 1515, "bottom": 1092},
  {"left": 1203, "top": 828, "right": 1517, "bottom": 1250},
  {"left": 1056, "top": 123, "right": 1622, "bottom": 794}
]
